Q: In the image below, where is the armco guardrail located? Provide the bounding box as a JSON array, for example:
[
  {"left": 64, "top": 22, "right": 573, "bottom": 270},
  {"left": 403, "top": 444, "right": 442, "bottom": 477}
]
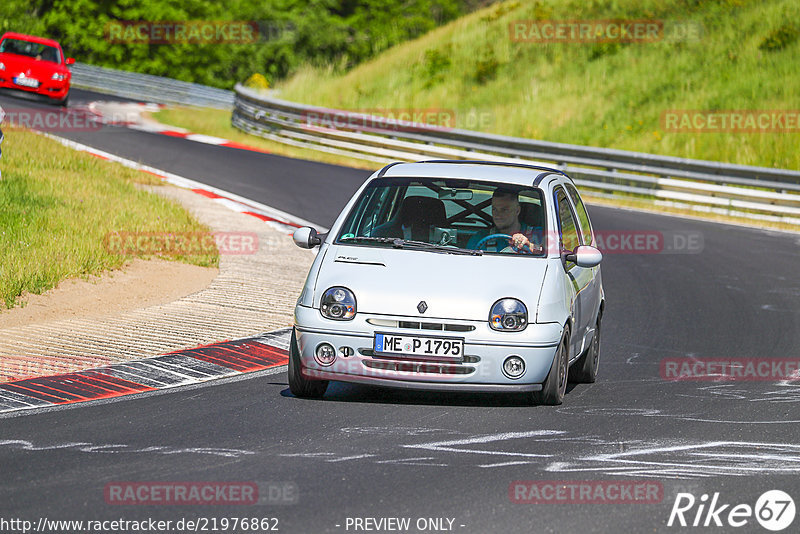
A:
[
  {"left": 70, "top": 63, "right": 234, "bottom": 109},
  {"left": 232, "top": 84, "right": 800, "bottom": 226}
]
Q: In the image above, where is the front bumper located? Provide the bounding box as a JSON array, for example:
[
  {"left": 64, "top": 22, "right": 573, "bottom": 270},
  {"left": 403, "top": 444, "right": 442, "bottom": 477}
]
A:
[
  {"left": 294, "top": 305, "right": 562, "bottom": 391},
  {"left": 0, "top": 77, "right": 69, "bottom": 99}
]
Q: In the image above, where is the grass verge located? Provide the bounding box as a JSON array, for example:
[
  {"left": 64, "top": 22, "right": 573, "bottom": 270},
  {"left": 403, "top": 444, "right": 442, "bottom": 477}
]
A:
[
  {"left": 0, "top": 128, "right": 218, "bottom": 309},
  {"left": 276, "top": 0, "right": 799, "bottom": 170}
]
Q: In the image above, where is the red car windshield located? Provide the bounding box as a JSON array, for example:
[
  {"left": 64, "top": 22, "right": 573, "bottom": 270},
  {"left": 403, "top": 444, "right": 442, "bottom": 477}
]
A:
[{"left": 0, "top": 38, "right": 61, "bottom": 64}]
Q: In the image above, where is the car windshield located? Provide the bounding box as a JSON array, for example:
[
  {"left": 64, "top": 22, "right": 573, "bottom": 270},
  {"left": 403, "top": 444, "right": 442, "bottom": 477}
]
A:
[
  {"left": 336, "top": 177, "right": 547, "bottom": 256},
  {"left": 0, "top": 39, "right": 61, "bottom": 63}
]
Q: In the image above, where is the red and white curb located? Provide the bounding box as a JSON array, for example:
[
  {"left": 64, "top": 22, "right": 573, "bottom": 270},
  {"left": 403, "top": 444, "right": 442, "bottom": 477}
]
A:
[
  {"left": 85, "top": 101, "right": 164, "bottom": 126},
  {"left": 87, "top": 101, "right": 271, "bottom": 154},
  {"left": 0, "top": 329, "right": 291, "bottom": 414},
  {"left": 40, "top": 132, "right": 327, "bottom": 234}
]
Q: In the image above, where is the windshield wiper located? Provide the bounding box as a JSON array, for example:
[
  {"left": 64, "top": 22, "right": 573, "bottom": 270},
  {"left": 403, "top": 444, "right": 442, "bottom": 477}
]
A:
[
  {"left": 339, "top": 236, "right": 398, "bottom": 245},
  {"left": 398, "top": 240, "right": 484, "bottom": 256},
  {"left": 339, "top": 236, "right": 483, "bottom": 256}
]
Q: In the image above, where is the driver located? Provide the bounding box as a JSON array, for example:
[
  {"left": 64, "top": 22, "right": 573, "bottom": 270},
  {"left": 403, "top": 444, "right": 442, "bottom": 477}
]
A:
[{"left": 467, "top": 189, "right": 542, "bottom": 253}]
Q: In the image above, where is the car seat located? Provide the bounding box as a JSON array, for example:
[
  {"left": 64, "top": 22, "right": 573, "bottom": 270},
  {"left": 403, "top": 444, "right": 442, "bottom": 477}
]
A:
[{"left": 372, "top": 196, "right": 447, "bottom": 241}]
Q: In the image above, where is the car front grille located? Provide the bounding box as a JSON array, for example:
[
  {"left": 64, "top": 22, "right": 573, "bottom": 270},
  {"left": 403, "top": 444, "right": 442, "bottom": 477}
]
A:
[{"left": 366, "top": 318, "right": 475, "bottom": 332}]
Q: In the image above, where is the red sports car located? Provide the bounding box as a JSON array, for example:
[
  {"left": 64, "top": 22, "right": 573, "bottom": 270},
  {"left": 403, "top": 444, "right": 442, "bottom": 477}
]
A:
[{"left": 0, "top": 32, "right": 74, "bottom": 106}]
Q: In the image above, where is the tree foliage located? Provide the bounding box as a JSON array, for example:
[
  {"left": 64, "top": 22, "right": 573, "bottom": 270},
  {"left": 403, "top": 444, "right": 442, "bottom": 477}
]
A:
[{"left": 3, "top": 0, "right": 482, "bottom": 88}]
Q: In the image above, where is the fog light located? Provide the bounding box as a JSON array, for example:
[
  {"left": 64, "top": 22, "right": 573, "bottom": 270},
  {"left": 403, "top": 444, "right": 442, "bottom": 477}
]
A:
[
  {"left": 315, "top": 343, "right": 336, "bottom": 366},
  {"left": 503, "top": 356, "right": 525, "bottom": 379}
]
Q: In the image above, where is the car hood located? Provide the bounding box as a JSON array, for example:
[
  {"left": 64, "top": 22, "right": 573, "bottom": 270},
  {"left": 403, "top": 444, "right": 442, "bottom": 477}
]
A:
[
  {"left": 314, "top": 245, "right": 548, "bottom": 321},
  {"left": 0, "top": 53, "right": 67, "bottom": 78}
]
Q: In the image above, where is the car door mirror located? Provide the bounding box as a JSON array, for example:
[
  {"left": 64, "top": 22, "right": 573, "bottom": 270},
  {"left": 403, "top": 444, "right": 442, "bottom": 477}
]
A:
[
  {"left": 293, "top": 226, "right": 322, "bottom": 249},
  {"left": 565, "top": 245, "right": 602, "bottom": 267},
  {"left": 65, "top": 57, "right": 75, "bottom": 65}
]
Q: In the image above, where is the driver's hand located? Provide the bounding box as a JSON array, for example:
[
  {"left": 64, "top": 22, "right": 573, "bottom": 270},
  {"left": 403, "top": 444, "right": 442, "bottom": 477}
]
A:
[
  {"left": 511, "top": 233, "right": 530, "bottom": 250},
  {"left": 511, "top": 233, "right": 540, "bottom": 253}
]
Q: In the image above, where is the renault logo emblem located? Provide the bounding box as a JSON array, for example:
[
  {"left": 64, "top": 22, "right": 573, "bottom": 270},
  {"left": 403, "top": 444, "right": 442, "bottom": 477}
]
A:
[{"left": 417, "top": 301, "right": 428, "bottom": 314}]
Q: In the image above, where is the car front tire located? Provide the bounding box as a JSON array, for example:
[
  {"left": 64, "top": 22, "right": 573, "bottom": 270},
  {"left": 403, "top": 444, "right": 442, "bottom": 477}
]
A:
[
  {"left": 533, "top": 329, "right": 569, "bottom": 405},
  {"left": 288, "top": 328, "right": 328, "bottom": 398},
  {"left": 52, "top": 93, "right": 69, "bottom": 107},
  {"left": 569, "top": 313, "right": 601, "bottom": 384}
]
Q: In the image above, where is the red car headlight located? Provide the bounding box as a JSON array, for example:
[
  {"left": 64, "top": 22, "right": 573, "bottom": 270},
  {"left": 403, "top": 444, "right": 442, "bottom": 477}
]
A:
[{"left": 51, "top": 72, "right": 66, "bottom": 81}]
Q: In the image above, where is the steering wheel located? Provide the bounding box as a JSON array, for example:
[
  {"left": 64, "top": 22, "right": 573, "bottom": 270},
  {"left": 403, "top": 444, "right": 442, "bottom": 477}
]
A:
[{"left": 475, "top": 233, "right": 533, "bottom": 253}]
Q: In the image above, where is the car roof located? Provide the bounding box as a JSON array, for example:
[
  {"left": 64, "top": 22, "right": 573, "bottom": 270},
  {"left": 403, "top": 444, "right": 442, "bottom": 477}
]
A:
[
  {"left": 377, "top": 160, "right": 570, "bottom": 187},
  {"left": 0, "top": 32, "right": 62, "bottom": 48}
]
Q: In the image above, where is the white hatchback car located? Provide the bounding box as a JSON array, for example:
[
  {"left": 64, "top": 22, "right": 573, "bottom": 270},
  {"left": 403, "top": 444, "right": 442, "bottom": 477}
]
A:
[{"left": 290, "top": 161, "right": 604, "bottom": 404}]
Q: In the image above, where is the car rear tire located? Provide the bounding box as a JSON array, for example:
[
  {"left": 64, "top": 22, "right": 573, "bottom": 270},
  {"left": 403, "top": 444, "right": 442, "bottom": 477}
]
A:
[
  {"left": 569, "top": 313, "right": 601, "bottom": 384},
  {"left": 533, "top": 329, "right": 569, "bottom": 405},
  {"left": 288, "top": 328, "right": 328, "bottom": 398}
]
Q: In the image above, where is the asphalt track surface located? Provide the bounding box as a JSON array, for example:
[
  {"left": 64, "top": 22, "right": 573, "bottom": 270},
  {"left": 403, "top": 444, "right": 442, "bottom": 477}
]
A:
[{"left": 1, "top": 88, "right": 799, "bottom": 533}]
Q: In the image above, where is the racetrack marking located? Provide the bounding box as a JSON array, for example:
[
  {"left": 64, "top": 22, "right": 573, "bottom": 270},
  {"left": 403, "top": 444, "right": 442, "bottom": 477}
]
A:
[
  {"left": 273, "top": 429, "right": 800, "bottom": 476},
  {"left": 374, "top": 457, "right": 449, "bottom": 467},
  {"left": 0, "top": 439, "right": 255, "bottom": 457},
  {"left": 326, "top": 454, "right": 377, "bottom": 462},
  {"left": 404, "top": 430, "right": 564, "bottom": 459},
  {"left": 545, "top": 441, "right": 800, "bottom": 478},
  {"left": 341, "top": 426, "right": 460, "bottom": 437},
  {"left": 478, "top": 460, "right": 538, "bottom": 468},
  {"left": 675, "top": 382, "right": 800, "bottom": 406},
  {"left": 557, "top": 402, "right": 800, "bottom": 423},
  {"left": 0, "top": 331, "right": 291, "bottom": 415},
  {"left": 280, "top": 453, "right": 337, "bottom": 458}
]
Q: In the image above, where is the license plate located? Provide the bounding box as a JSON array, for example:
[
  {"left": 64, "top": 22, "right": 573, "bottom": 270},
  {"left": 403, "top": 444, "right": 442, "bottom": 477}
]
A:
[
  {"left": 374, "top": 333, "right": 463, "bottom": 361},
  {"left": 14, "top": 77, "right": 39, "bottom": 88}
]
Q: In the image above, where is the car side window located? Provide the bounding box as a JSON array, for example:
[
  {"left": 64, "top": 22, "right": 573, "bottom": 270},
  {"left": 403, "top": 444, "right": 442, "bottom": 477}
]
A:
[
  {"left": 565, "top": 183, "right": 593, "bottom": 246},
  {"left": 341, "top": 185, "right": 393, "bottom": 236},
  {"left": 554, "top": 187, "right": 581, "bottom": 254}
]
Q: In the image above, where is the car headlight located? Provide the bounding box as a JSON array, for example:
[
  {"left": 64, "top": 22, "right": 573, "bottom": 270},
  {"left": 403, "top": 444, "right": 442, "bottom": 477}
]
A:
[
  {"left": 489, "top": 298, "right": 528, "bottom": 331},
  {"left": 52, "top": 73, "right": 66, "bottom": 81},
  {"left": 320, "top": 287, "right": 356, "bottom": 320},
  {"left": 0, "top": 62, "right": 5, "bottom": 71}
]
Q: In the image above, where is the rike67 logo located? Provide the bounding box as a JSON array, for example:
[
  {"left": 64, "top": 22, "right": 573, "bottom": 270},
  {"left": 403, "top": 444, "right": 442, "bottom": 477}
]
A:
[{"left": 668, "top": 490, "right": 795, "bottom": 531}]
